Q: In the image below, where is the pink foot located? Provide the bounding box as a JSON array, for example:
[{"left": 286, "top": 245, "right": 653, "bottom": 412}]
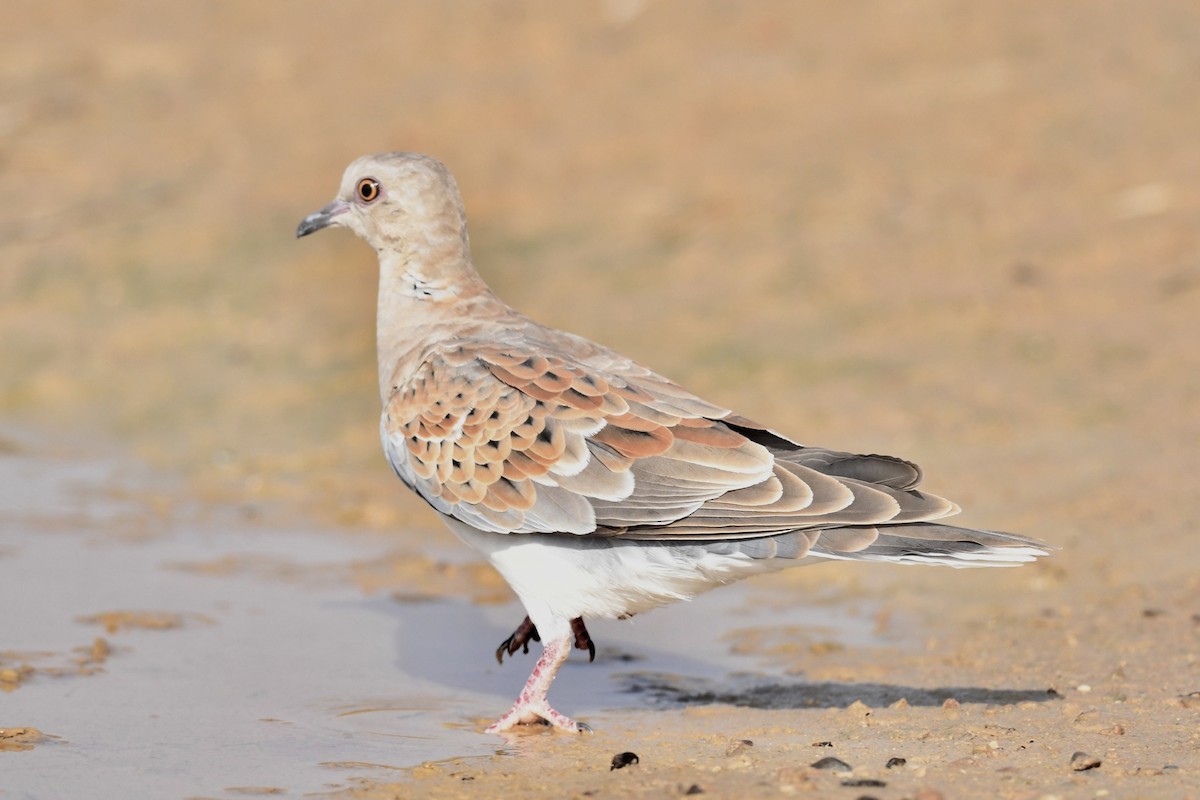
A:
[
  {"left": 485, "top": 635, "right": 591, "bottom": 734},
  {"left": 485, "top": 699, "right": 589, "bottom": 733}
]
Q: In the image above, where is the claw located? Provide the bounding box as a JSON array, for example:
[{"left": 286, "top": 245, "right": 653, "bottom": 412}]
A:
[
  {"left": 497, "top": 616, "right": 596, "bottom": 664},
  {"left": 570, "top": 617, "right": 595, "bottom": 663},
  {"left": 495, "top": 616, "right": 540, "bottom": 664}
]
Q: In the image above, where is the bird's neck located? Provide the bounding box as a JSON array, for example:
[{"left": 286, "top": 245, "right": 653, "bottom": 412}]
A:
[{"left": 375, "top": 247, "right": 511, "bottom": 404}]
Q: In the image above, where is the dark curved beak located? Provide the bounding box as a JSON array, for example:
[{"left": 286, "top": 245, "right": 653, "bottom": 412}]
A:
[{"left": 296, "top": 199, "right": 349, "bottom": 238}]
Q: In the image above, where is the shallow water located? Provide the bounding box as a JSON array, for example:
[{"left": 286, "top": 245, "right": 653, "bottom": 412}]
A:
[{"left": 0, "top": 438, "right": 884, "bottom": 797}]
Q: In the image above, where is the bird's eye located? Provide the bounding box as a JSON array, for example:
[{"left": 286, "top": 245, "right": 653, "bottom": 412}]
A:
[{"left": 356, "top": 178, "right": 380, "bottom": 203}]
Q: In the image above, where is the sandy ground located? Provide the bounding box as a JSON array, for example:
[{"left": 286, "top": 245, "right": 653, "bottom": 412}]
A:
[{"left": 2, "top": 1, "right": 1199, "bottom": 797}]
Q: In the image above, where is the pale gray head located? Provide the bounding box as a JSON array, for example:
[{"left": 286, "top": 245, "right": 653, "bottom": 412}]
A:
[{"left": 296, "top": 152, "right": 470, "bottom": 260}]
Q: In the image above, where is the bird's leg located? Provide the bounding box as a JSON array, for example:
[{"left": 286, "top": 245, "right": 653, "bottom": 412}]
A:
[
  {"left": 486, "top": 635, "right": 589, "bottom": 733},
  {"left": 495, "top": 616, "right": 540, "bottom": 664},
  {"left": 496, "top": 616, "right": 596, "bottom": 664},
  {"left": 570, "top": 617, "right": 595, "bottom": 662}
]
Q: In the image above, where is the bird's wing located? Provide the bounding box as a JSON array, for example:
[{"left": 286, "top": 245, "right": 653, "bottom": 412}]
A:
[{"left": 382, "top": 337, "right": 958, "bottom": 538}]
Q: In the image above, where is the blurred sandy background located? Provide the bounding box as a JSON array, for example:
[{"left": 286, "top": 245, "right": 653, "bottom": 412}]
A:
[{"left": 3, "top": 1, "right": 1199, "bottom": 796}]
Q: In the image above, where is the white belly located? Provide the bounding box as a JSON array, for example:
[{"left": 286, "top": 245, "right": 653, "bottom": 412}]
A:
[{"left": 442, "top": 516, "right": 798, "bottom": 640}]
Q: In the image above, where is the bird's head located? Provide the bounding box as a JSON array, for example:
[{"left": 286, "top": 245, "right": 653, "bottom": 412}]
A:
[{"left": 296, "top": 152, "right": 469, "bottom": 259}]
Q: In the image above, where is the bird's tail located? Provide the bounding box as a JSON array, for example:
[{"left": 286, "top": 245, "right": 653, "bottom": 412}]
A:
[{"left": 805, "top": 523, "right": 1052, "bottom": 567}]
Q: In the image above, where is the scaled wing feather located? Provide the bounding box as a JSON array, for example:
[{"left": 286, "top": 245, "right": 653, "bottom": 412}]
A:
[{"left": 382, "top": 337, "right": 964, "bottom": 541}]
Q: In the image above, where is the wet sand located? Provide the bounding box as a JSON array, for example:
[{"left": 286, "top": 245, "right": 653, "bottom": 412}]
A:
[{"left": 3, "top": 2, "right": 1200, "bottom": 797}]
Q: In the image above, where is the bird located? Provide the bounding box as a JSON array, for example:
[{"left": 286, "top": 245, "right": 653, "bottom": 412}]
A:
[{"left": 297, "top": 152, "right": 1051, "bottom": 734}]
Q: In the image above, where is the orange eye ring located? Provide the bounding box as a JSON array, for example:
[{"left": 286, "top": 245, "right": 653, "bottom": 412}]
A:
[{"left": 356, "top": 178, "right": 380, "bottom": 203}]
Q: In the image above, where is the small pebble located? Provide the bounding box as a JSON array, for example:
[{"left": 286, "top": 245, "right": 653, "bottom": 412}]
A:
[
  {"left": 1070, "top": 751, "right": 1102, "bottom": 771},
  {"left": 811, "top": 756, "right": 852, "bottom": 771},
  {"left": 684, "top": 785, "right": 704, "bottom": 795},
  {"left": 885, "top": 757, "right": 907, "bottom": 769},
  {"left": 842, "top": 778, "right": 887, "bottom": 788},
  {"left": 610, "top": 752, "right": 639, "bottom": 771},
  {"left": 811, "top": 740, "right": 833, "bottom": 747},
  {"left": 725, "top": 738, "right": 753, "bottom": 756}
]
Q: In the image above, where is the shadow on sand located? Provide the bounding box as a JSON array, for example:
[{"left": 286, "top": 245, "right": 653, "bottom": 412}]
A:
[{"left": 622, "top": 672, "right": 1060, "bottom": 710}]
